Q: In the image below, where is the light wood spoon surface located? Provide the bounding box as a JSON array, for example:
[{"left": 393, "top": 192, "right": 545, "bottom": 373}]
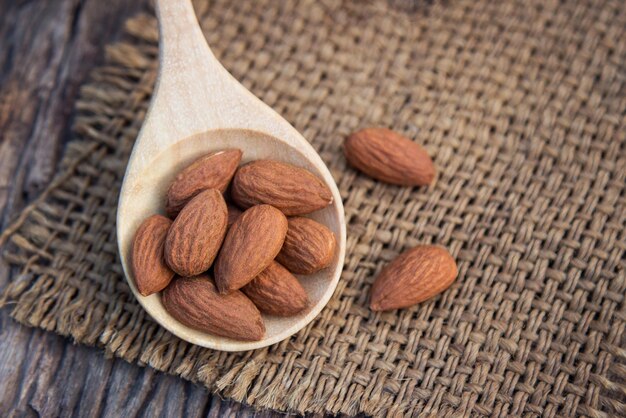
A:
[{"left": 117, "top": 0, "right": 346, "bottom": 351}]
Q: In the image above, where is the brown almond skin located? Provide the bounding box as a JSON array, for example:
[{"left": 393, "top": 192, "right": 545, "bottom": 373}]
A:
[
  {"left": 162, "top": 275, "right": 265, "bottom": 341},
  {"left": 370, "top": 245, "right": 458, "bottom": 311},
  {"left": 166, "top": 149, "right": 242, "bottom": 217},
  {"left": 344, "top": 128, "right": 435, "bottom": 186},
  {"left": 131, "top": 215, "right": 175, "bottom": 296},
  {"left": 242, "top": 261, "right": 309, "bottom": 316},
  {"left": 165, "top": 189, "right": 228, "bottom": 277},
  {"left": 226, "top": 203, "right": 242, "bottom": 228},
  {"left": 214, "top": 205, "right": 288, "bottom": 293},
  {"left": 231, "top": 160, "right": 333, "bottom": 216},
  {"left": 276, "top": 217, "right": 336, "bottom": 274}
]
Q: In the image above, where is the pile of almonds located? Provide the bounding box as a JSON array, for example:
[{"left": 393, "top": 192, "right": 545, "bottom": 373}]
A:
[
  {"left": 132, "top": 149, "right": 336, "bottom": 341},
  {"left": 131, "top": 127, "right": 459, "bottom": 342}
]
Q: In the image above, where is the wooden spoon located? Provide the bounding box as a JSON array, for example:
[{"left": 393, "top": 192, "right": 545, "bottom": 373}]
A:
[{"left": 116, "top": 0, "right": 346, "bottom": 351}]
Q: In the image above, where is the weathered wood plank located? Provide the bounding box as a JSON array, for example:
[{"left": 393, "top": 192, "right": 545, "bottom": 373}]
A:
[{"left": 0, "top": 0, "right": 280, "bottom": 416}]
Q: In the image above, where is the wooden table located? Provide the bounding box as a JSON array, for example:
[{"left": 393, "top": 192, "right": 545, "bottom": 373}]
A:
[{"left": 0, "top": 1, "right": 283, "bottom": 416}]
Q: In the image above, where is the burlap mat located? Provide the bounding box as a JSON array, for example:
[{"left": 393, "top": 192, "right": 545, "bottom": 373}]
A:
[{"left": 1, "top": 0, "right": 625, "bottom": 416}]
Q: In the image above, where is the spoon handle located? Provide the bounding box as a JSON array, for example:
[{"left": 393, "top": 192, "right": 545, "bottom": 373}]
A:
[
  {"left": 145, "top": 0, "right": 237, "bottom": 143},
  {"left": 155, "top": 0, "right": 224, "bottom": 83},
  {"left": 143, "top": 0, "right": 263, "bottom": 153},
  {"left": 135, "top": 0, "right": 304, "bottom": 160}
]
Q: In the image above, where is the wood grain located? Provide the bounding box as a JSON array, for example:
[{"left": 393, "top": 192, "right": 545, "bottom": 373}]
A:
[{"left": 0, "top": 0, "right": 285, "bottom": 416}]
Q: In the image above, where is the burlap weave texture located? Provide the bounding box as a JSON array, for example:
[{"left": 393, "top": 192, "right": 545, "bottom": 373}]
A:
[{"left": 1, "top": 0, "right": 625, "bottom": 416}]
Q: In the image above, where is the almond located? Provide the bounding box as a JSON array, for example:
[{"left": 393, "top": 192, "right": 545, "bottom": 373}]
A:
[
  {"left": 276, "top": 217, "right": 336, "bottom": 274},
  {"left": 164, "top": 189, "right": 228, "bottom": 276},
  {"left": 214, "top": 205, "right": 287, "bottom": 293},
  {"left": 344, "top": 128, "right": 435, "bottom": 186},
  {"left": 131, "top": 215, "right": 175, "bottom": 296},
  {"left": 231, "top": 160, "right": 333, "bottom": 216},
  {"left": 370, "top": 245, "right": 457, "bottom": 311},
  {"left": 162, "top": 274, "right": 265, "bottom": 341},
  {"left": 242, "top": 261, "right": 308, "bottom": 316},
  {"left": 166, "top": 149, "right": 242, "bottom": 217}
]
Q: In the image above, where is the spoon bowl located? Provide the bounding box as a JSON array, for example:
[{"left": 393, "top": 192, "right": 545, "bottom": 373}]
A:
[{"left": 117, "top": 0, "right": 346, "bottom": 351}]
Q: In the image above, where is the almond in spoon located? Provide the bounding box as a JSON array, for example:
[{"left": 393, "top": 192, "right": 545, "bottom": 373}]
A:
[
  {"left": 242, "top": 261, "right": 308, "bottom": 316},
  {"left": 231, "top": 160, "right": 333, "bottom": 216},
  {"left": 166, "top": 148, "right": 242, "bottom": 217},
  {"left": 214, "top": 204, "right": 288, "bottom": 293},
  {"left": 276, "top": 217, "right": 336, "bottom": 274},
  {"left": 164, "top": 189, "right": 228, "bottom": 277},
  {"left": 162, "top": 274, "right": 265, "bottom": 341},
  {"left": 131, "top": 215, "right": 174, "bottom": 296}
]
